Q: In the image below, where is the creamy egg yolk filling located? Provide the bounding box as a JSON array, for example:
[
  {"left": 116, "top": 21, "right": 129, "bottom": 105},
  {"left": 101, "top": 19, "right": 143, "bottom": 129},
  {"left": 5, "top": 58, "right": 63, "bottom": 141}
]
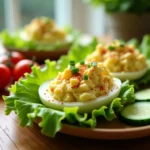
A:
[
  {"left": 86, "top": 40, "right": 147, "bottom": 73},
  {"left": 21, "top": 17, "right": 66, "bottom": 43},
  {"left": 49, "top": 62, "right": 113, "bottom": 102}
]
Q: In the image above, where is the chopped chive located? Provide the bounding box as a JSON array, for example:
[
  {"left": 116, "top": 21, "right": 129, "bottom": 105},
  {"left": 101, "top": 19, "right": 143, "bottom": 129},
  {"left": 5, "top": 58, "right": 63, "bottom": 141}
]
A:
[
  {"left": 70, "top": 60, "right": 75, "bottom": 66},
  {"left": 91, "top": 62, "right": 97, "bottom": 67},
  {"left": 108, "top": 45, "right": 115, "bottom": 50},
  {"left": 70, "top": 67, "right": 74, "bottom": 70},
  {"left": 83, "top": 75, "right": 88, "bottom": 80},
  {"left": 80, "top": 61, "right": 85, "bottom": 65},
  {"left": 88, "top": 64, "right": 91, "bottom": 68},
  {"left": 120, "top": 40, "right": 125, "bottom": 47},
  {"left": 45, "top": 18, "right": 50, "bottom": 24},
  {"left": 71, "top": 67, "right": 79, "bottom": 74}
]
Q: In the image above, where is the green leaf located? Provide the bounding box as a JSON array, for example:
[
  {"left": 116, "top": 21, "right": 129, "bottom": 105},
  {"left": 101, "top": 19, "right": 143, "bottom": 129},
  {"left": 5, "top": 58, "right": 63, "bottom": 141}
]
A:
[
  {"left": 15, "top": 100, "right": 43, "bottom": 127},
  {"left": 79, "top": 98, "right": 123, "bottom": 127},
  {"left": 64, "top": 107, "right": 88, "bottom": 124},
  {"left": 83, "top": 0, "right": 150, "bottom": 13},
  {"left": 36, "top": 107, "right": 65, "bottom": 137},
  {"left": 127, "top": 38, "right": 139, "bottom": 48},
  {"left": 57, "top": 36, "right": 98, "bottom": 71},
  {"left": 26, "top": 60, "right": 58, "bottom": 85},
  {"left": 0, "top": 28, "right": 78, "bottom": 51},
  {"left": 15, "top": 100, "right": 66, "bottom": 137},
  {"left": 131, "top": 69, "right": 150, "bottom": 90},
  {"left": 119, "top": 80, "right": 135, "bottom": 104},
  {"left": 3, "top": 95, "right": 17, "bottom": 115},
  {"left": 140, "top": 35, "right": 150, "bottom": 59}
]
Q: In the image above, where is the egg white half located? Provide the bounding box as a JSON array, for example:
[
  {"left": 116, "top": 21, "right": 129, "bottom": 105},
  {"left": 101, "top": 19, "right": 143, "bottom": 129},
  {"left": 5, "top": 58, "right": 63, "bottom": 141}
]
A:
[
  {"left": 38, "top": 78, "right": 121, "bottom": 113},
  {"left": 112, "top": 66, "right": 148, "bottom": 81},
  {"left": 20, "top": 31, "right": 73, "bottom": 43},
  {"left": 20, "top": 31, "right": 30, "bottom": 41}
]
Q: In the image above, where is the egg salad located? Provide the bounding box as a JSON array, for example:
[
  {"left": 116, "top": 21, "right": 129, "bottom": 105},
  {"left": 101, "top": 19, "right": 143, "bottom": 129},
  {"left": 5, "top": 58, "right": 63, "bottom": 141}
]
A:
[
  {"left": 21, "top": 17, "right": 66, "bottom": 43},
  {"left": 86, "top": 40, "right": 148, "bottom": 80},
  {"left": 39, "top": 61, "right": 122, "bottom": 113},
  {"left": 50, "top": 61, "right": 114, "bottom": 102}
]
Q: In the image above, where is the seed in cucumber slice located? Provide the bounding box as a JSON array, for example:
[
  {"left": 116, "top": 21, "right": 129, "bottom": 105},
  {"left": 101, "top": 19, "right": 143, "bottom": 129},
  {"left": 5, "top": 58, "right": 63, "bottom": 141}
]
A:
[
  {"left": 135, "top": 89, "right": 150, "bottom": 101},
  {"left": 120, "top": 102, "right": 150, "bottom": 126}
]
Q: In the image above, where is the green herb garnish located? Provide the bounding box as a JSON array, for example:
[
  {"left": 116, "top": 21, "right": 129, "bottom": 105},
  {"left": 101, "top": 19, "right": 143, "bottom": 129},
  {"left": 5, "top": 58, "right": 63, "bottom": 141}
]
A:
[
  {"left": 71, "top": 67, "right": 79, "bottom": 74},
  {"left": 108, "top": 45, "right": 115, "bottom": 50},
  {"left": 83, "top": 74, "right": 88, "bottom": 80},
  {"left": 91, "top": 62, "right": 97, "bottom": 66},
  {"left": 45, "top": 18, "right": 50, "bottom": 24},
  {"left": 120, "top": 40, "right": 125, "bottom": 47},
  {"left": 80, "top": 61, "right": 85, "bottom": 65},
  {"left": 70, "top": 60, "right": 75, "bottom": 66},
  {"left": 88, "top": 64, "right": 91, "bottom": 68}
]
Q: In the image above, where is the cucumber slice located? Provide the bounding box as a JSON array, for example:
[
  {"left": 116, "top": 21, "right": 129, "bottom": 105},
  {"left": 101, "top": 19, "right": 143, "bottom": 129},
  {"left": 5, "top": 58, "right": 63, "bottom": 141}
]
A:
[
  {"left": 135, "top": 89, "right": 150, "bottom": 101},
  {"left": 120, "top": 102, "right": 150, "bottom": 126}
]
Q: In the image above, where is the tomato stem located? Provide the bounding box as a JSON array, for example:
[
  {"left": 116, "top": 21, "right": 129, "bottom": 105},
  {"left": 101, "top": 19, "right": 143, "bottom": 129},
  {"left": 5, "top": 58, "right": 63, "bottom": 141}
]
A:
[
  {"left": 30, "top": 56, "right": 36, "bottom": 67},
  {"left": 6, "top": 52, "right": 14, "bottom": 68}
]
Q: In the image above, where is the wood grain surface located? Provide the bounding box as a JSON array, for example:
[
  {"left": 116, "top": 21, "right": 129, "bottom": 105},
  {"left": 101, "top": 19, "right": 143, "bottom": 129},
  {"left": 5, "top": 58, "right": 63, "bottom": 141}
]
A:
[{"left": 1, "top": 93, "right": 150, "bottom": 150}]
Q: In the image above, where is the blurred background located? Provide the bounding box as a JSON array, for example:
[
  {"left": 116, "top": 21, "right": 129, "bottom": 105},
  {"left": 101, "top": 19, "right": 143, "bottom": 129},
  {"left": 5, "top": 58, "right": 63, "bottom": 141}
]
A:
[
  {"left": 1, "top": 0, "right": 150, "bottom": 40},
  {"left": 0, "top": 0, "right": 105, "bottom": 37},
  {"left": 0, "top": 0, "right": 150, "bottom": 88}
]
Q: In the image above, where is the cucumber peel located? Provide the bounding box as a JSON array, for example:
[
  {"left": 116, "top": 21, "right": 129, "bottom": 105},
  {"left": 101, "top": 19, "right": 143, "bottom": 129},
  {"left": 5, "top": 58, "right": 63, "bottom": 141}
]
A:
[
  {"left": 135, "top": 88, "right": 150, "bottom": 101},
  {"left": 120, "top": 102, "right": 150, "bottom": 126}
]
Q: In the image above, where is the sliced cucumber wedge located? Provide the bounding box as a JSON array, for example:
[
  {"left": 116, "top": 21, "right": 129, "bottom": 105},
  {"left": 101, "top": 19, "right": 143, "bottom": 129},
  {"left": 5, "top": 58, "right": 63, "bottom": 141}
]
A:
[
  {"left": 120, "top": 102, "right": 150, "bottom": 126},
  {"left": 135, "top": 89, "right": 150, "bottom": 101}
]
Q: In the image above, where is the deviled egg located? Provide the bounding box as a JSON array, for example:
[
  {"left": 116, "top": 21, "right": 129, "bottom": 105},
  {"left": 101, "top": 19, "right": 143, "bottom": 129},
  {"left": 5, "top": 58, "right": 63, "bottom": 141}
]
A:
[
  {"left": 20, "top": 17, "right": 67, "bottom": 43},
  {"left": 86, "top": 40, "right": 148, "bottom": 80},
  {"left": 39, "top": 61, "right": 122, "bottom": 113}
]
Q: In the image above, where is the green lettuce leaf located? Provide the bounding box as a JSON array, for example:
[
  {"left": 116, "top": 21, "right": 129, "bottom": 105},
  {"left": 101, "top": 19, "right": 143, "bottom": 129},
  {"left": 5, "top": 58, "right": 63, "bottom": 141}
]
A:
[
  {"left": 84, "top": 0, "right": 150, "bottom": 14},
  {"left": 0, "top": 27, "right": 79, "bottom": 51},
  {"left": 118, "top": 80, "right": 135, "bottom": 104},
  {"left": 36, "top": 107, "right": 65, "bottom": 137},
  {"left": 15, "top": 101, "right": 44, "bottom": 127},
  {"left": 3, "top": 58, "right": 135, "bottom": 137},
  {"left": 57, "top": 36, "right": 98, "bottom": 71},
  {"left": 15, "top": 100, "right": 65, "bottom": 137},
  {"left": 140, "top": 35, "right": 150, "bottom": 58},
  {"left": 131, "top": 69, "right": 150, "bottom": 90},
  {"left": 127, "top": 38, "right": 139, "bottom": 48}
]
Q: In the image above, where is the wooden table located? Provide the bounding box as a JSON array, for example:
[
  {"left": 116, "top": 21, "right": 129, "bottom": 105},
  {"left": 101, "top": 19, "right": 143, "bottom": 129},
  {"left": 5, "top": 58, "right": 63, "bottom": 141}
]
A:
[{"left": 0, "top": 92, "right": 150, "bottom": 150}]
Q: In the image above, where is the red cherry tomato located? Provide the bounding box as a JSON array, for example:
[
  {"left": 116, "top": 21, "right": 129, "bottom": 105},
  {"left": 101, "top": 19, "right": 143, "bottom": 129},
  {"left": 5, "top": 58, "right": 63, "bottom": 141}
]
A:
[
  {"left": 13, "top": 59, "right": 38, "bottom": 81},
  {"left": 0, "top": 55, "right": 8, "bottom": 64},
  {"left": 10, "top": 51, "right": 25, "bottom": 65},
  {"left": 0, "top": 55, "right": 13, "bottom": 73},
  {"left": 0, "top": 52, "right": 25, "bottom": 73},
  {"left": 0, "top": 51, "right": 24, "bottom": 65},
  {"left": 0, "top": 64, "right": 11, "bottom": 90}
]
